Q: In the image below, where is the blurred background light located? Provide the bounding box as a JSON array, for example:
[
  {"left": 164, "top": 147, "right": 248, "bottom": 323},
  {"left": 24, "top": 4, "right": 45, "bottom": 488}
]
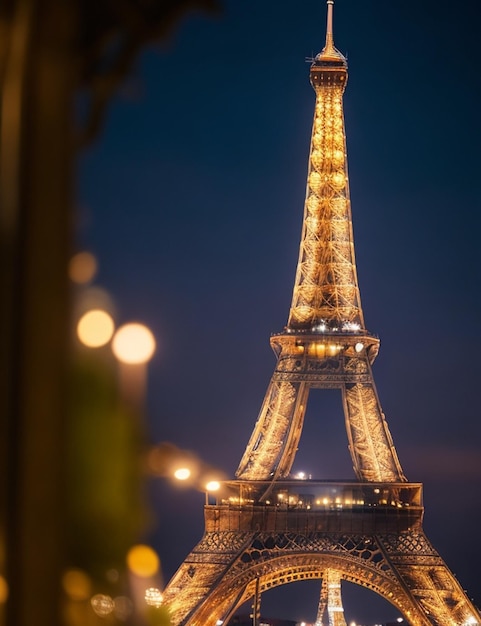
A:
[
  {"left": 61, "top": 569, "right": 91, "bottom": 601},
  {"left": 174, "top": 467, "right": 191, "bottom": 481},
  {"left": 112, "top": 323, "right": 156, "bottom": 364},
  {"left": 126, "top": 544, "right": 160, "bottom": 578},
  {"left": 69, "top": 251, "right": 98, "bottom": 284},
  {"left": 77, "top": 309, "right": 115, "bottom": 348},
  {"left": 90, "top": 594, "right": 114, "bottom": 616}
]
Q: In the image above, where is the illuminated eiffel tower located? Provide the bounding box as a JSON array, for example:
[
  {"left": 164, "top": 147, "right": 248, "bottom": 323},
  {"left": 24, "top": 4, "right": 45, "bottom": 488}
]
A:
[{"left": 162, "top": 2, "right": 481, "bottom": 625}]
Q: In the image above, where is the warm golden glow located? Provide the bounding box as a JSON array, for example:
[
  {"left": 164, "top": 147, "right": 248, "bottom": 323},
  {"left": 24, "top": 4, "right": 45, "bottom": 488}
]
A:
[
  {"left": 127, "top": 544, "right": 160, "bottom": 578},
  {"left": 62, "top": 569, "right": 91, "bottom": 601},
  {"left": 288, "top": 86, "right": 363, "bottom": 330},
  {"left": 69, "top": 251, "right": 98, "bottom": 284},
  {"left": 145, "top": 587, "right": 163, "bottom": 607},
  {"left": 205, "top": 480, "right": 220, "bottom": 492},
  {"left": 174, "top": 467, "right": 191, "bottom": 481},
  {"left": 77, "top": 309, "right": 115, "bottom": 348},
  {"left": 91, "top": 594, "right": 114, "bottom": 616},
  {"left": 112, "top": 323, "right": 156, "bottom": 364}
]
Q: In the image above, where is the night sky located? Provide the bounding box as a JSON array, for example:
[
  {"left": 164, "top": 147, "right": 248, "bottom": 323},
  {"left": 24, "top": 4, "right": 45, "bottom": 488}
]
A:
[{"left": 77, "top": 1, "right": 481, "bottom": 623}]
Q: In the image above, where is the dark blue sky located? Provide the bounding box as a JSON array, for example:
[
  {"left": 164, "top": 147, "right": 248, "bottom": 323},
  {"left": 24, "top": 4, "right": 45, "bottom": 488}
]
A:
[{"left": 77, "top": 1, "right": 481, "bottom": 623}]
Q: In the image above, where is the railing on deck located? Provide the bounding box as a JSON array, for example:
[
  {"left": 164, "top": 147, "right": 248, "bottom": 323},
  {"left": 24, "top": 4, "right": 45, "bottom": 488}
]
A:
[
  {"left": 210, "top": 480, "right": 422, "bottom": 510},
  {"left": 204, "top": 481, "right": 424, "bottom": 534}
]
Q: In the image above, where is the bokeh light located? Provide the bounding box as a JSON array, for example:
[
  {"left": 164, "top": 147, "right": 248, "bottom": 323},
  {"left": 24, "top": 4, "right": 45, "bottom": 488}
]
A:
[
  {"left": 61, "top": 568, "right": 91, "bottom": 601},
  {"left": 69, "top": 251, "right": 98, "bottom": 284},
  {"left": 205, "top": 480, "right": 221, "bottom": 492},
  {"left": 77, "top": 309, "right": 115, "bottom": 348},
  {"left": 112, "top": 323, "right": 156, "bottom": 364},
  {"left": 145, "top": 587, "right": 163, "bottom": 607},
  {"left": 174, "top": 467, "right": 191, "bottom": 480},
  {"left": 91, "top": 594, "right": 114, "bottom": 616},
  {"left": 127, "top": 544, "right": 160, "bottom": 578}
]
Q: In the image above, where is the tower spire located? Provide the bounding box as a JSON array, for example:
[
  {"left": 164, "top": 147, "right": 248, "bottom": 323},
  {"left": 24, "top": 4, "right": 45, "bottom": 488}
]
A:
[{"left": 318, "top": 0, "right": 346, "bottom": 64}]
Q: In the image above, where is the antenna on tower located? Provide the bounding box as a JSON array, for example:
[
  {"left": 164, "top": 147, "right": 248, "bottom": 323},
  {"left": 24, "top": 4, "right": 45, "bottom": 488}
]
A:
[{"left": 317, "top": 0, "right": 346, "bottom": 64}]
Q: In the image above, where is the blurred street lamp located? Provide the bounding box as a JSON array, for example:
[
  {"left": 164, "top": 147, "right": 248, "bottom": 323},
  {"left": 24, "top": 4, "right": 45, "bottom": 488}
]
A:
[
  {"left": 174, "top": 467, "right": 191, "bottom": 481},
  {"left": 112, "top": 323, "right": 156, "bottom": 364},
  {"left": 76, "top": 309, "right": 115, "bottom": 348},
  {"left": 111, "top": 322, "right": 156, "bottom": 413}
]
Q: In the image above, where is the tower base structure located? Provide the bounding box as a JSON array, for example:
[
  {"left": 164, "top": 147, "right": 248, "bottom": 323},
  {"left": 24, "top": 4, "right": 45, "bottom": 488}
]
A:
[{"left": 162, "top": 481, "right": 481, "bottom": 626}]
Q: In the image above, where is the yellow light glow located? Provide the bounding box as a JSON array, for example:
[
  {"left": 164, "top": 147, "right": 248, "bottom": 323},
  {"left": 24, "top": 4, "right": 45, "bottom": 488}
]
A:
[
  {"left": 145, "top": 587, "right": 163, "bottom": 607},
  {"left": 69, "top": 251, "right": 98, "bottom": 284},
  {"left": 62, "top": 569, "right": 91, "bottom": 601},
  {"left": 127, "top": 544, "right": 160, "bottom": 578},
  {"left": 91, "top": 594, "right": 114, "bottom": 616},
  {"left": 174, "top": 467, "right": 191, "bottom": 481},
  {"left": 205, "top": 480, "right": 220, "bottom": 492},
  {"left": 112, "top": 323, "right": 156, "bottom": 364},
  {"left": 309, "top": 171, "right": 322, "bottom": 192},
  {"left": 77, "top": 309, "right": 115, "bottom": 348}
]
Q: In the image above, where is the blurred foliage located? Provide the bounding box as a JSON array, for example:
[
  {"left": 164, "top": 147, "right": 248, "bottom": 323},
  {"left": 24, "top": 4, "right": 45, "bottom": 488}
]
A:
[
  {"left": 146, "top": 605, "right": 172, "bottom": 625},
  {"left": 68, "top": 352, "right": 147, "bottom": 581}
]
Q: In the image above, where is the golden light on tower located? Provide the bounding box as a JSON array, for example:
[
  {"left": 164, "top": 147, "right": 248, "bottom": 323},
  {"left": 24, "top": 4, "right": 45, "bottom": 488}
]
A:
[{"left": 205, "top": 480, "right": 220, "bottom": 492}]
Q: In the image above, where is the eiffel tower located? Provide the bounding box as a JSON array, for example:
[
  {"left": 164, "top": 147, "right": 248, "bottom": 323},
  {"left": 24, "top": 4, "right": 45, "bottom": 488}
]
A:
[{"left": 162, "top": 2, "right": 481, "bottom": 625}]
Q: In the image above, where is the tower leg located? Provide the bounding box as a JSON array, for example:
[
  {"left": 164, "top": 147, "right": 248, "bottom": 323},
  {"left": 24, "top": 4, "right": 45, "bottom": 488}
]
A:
[{"left": 236, "top": 380, "right": 308, "bottom": 482}]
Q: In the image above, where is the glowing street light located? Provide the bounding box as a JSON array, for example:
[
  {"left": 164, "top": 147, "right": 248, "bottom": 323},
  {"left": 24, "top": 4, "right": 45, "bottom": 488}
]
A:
[
  {"left": 112, "top": 323, "right": 156, "bottom": 365},
  {"left": 111, "top": 322, "right": 156, "bottom": 412},
  {"left": 77, "top": 309, "right": 114, "bottom": 348},
  {"left": 204, "top": 479, "right": 221, "bottom": 505},
  {"left": 174, "top": 467, "right": 192, "bottom": 481}
]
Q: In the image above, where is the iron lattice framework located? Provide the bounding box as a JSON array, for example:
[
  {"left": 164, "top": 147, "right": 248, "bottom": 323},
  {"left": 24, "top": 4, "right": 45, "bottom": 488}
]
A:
[
  {"left": 162, "top": 2, "right": 481, "bottom": 625},
  {"left": 316, "top": 570, "right": 347, "bottom": 626}
]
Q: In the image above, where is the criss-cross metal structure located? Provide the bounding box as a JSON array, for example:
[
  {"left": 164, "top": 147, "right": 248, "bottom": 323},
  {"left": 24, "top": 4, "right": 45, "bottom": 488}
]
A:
[
  {"left": 161, "top": 3, "right": 481, "bottom": 625},
  {"left": 316, "top": 570, "right": 347, "bottom": 626}
]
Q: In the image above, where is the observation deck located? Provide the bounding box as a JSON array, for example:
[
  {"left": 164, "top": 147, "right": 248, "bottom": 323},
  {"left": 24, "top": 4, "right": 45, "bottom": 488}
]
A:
[{"left": 205, "top": 480, "right": 423, "bottom": 535}]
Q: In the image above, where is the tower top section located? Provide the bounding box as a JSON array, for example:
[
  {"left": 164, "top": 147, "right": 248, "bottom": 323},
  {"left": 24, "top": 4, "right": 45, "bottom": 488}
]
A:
[
  {"left": 318, "top": 0, "right": 346, "bottom": 64},
  {"left": 311, "top": 0, "right": 347, "bottom": 88}
]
